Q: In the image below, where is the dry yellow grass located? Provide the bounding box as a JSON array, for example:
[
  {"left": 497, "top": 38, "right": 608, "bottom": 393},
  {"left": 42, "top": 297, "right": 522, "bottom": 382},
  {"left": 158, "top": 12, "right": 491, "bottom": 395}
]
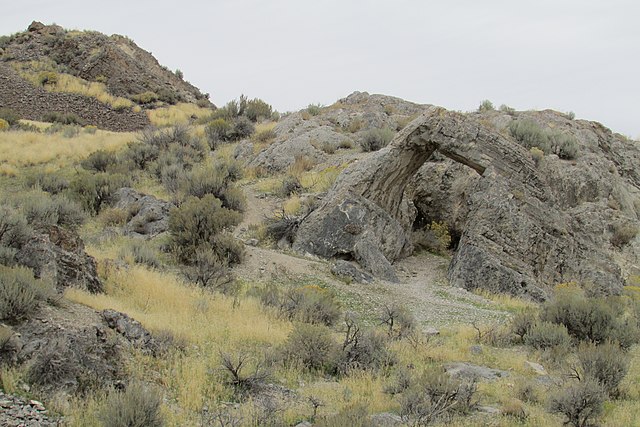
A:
[
  {"left": 147, "top": 103, "right": 212, "bottom": 127},
  {"left": 0, "top": 127, "right": 134, "bottom": 169}
]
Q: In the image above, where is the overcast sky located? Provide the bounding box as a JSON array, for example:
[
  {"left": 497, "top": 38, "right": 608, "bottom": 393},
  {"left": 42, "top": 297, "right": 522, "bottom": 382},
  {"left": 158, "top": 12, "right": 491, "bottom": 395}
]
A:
[{"left": 3, "top": 1, "right": 639, "bottom": 137}]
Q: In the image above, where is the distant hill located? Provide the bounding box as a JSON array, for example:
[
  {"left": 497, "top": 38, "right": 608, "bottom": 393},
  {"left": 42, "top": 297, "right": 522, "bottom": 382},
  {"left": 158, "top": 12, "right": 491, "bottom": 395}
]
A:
[{"left": 0, "top": 21, "right": 213, "bottom": 131}]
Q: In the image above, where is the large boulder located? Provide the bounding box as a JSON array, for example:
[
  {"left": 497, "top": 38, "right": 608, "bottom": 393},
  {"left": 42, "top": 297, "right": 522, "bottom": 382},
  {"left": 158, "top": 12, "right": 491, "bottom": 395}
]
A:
[
  {"left": 114, "top": 188, "right": 172, "bottom": 237},
  {"left": 16, "top": 225, "right": 102, "bottom": 293}
]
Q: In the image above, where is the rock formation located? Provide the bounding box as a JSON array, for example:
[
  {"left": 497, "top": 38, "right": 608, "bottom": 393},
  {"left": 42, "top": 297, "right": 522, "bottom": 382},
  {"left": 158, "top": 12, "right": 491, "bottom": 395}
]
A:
[{"left": 294, "top": 106, "right": 640, "bottom": 299}]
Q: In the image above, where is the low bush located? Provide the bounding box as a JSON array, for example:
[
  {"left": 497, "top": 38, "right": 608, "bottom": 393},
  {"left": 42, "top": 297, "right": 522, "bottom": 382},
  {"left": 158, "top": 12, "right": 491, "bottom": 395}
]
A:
[
  {"left": 68, "top": 172, "right": 131, "bottom": 215},
  {"left": 524, "top": 321, "right": 571, "bottom": 350},
  {"left": 0, "top": 207, "right": 31, "bottom": 265},
  {"left": 0, "top": 119, "right": 8, "bottom": 131},
  {"left": 220, "top": 351, "right": 270, "bottom": 396},
  {"left": 42, "top": 111, "right": 84, "bottom": 126},
  {"left": 123, "top": 141, "right": 159, "bottom": 170},
  {"left": 412, "top": 221, "right": 451, "bottom": 255},
  {"left": 98, "top": 382, "right": 165, "bottom": 427},
  {"left": 244, "top": 98, "right": 273, "bottom": 122},
  {"left": 132, "top": 91, "right": 159, "bottom": 104},
  {"left": 280, "top": 285, "right": 341, "bottom": 326},
  {"left": 26, "top": 173, "right": 69, "bottom": 194},
  {"left": 253, "top": 128, "right": 277, "bottom": 143},
  {"left": 265, "top": 210, "right": 300, "bottom": 244},
  {"left": 0, "top": 108, "right": 20, "bottom": 127},
  {"left": 280, "top": 323, "right": 337, "bottom": 372},
  {"left": 184, "top": 246, "right": 234, "bottom": 290},
  {"left": 400, "top": 368, "right": 477, "bottom": 425},
  {"left": 509, "top": 119, "right": 551, "bottom": 153},
  {"left": 0, "top": 265, "right": 54, "bottom": 322},
  {"left": 478, "top": 99, "right": 495, "bottom": 112},
  {"left": 205, "top": 118, "right": 232, "bottom": 149},
  {"left": 81, "top": 150, "right": 118, "bottom": 172},
  {"left": 610, "top": 222, "right": 638, "bottom": 248},
  {"left": 540, "top": 291, "right": 636, "bottom": 347},
  {"left": 360, "top": 127, "right": 395, "bottom": 152},
  {"left": 306, "top": 104, "right": 322, "bottom": 116},
  {"left": 548, "top": 378, "right": 604, "bottom": 427},
  {"left": 337, "top": 324, "right": 394, "bottom": 374},
  {"left": 577, "top": 342, "right": 629, "bottom": 397},
  {"left": 21, "top": 193, "right": 86, "bottom": 229},
  {"left": 168, "top": 195, "right": 242, "bottom": 263},
  {"left": 378, "top": 303, "right": 416, "bottom": 339},
  {"left": 278, "top": 174, "right": 302, "bottom": 197}
]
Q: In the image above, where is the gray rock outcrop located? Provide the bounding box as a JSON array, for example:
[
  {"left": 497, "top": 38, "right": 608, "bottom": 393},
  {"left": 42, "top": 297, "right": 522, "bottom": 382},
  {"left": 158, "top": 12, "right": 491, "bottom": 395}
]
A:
[
  {"left": 114, "top": 188, "right": 172, "bottom": 237},
  {"left": 293, "top": 107, "right": 640, "bottom": 298},
  {"left": 16, "top": 225, "right": 102, "bottom": 293}
]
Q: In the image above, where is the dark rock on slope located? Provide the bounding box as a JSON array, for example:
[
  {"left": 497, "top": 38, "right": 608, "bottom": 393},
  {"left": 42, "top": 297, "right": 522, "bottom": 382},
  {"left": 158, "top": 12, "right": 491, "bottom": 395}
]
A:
[{"left": 294, "top": 106, "right": 639, "bottom": 299}]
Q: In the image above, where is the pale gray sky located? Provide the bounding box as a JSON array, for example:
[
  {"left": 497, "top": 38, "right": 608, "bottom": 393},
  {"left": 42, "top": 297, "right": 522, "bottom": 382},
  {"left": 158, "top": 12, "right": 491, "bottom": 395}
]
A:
[{"left": 3, "top": 1, "right": 639, "bottom": 137}]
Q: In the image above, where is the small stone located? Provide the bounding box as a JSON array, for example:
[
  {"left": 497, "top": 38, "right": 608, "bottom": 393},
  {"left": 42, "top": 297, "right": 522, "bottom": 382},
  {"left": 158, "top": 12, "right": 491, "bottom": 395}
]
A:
[
  {"left": 470, "top": 345, "right": 483, "bottom": 355},
  {"left": 524, "top": 361, "right": 546, "bottom": 375}
]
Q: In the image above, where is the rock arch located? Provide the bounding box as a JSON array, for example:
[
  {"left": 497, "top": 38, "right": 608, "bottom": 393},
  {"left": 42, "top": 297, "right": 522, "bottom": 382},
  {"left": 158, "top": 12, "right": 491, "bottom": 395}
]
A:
[{"left": 293, "top": 107, "right": 627, "bottom": 299}]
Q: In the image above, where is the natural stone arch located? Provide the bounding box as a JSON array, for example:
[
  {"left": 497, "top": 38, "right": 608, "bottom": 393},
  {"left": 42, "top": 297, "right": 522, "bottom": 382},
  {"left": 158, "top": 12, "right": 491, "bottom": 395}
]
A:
[{"left": 293, "top": 107, "right": 625, "bottom": 299}]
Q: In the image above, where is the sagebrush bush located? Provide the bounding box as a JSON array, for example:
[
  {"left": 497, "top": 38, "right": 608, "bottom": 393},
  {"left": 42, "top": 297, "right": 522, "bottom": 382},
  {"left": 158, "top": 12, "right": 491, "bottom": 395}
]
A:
[
  {"left": 280, "top": 323, "right": 337, "bottom": 372},
  {"left": 548, "top": 378, "right": 604, "bottom": 427},
  {"left": 510, "top": 310, "right": 536, "bottom": 342},
  {"left": 0, "top": 119, "right": 9, "bottom": 131},
  {"left": 123, "top": 141, "right": 159, "bottom": 170},
  {"left": 478, "top": 99, "right": 495, "bottom": 112},
  {"left": 610, "top": 222, "right": 638, "bottom": 248},
  {"left": 577, "top": 341, "right": 629, "bottom": 397},
  {"left": 244, "top": 98, "right": 273, "bottom": 122},
  {"left": 98, "top": 382, "right": 165, "bottom": 427},
  {"left": 205, "top": 118, "right": 232, "bottom": 149},
  {"left": 0, "top": 207, "right": 31, "bottom": 264},
  {"left": 26, "top": 173, "right": 69, "bottom": 194},
  {"left": 540, "top": 291, "right": 636, "bottom": 347},
  {"left": 21, "top": 193, "right": 86, "bottom": 228},
  {"left": 306, "top": 104, "right": 322, "bottom": 116},
  {"left": 360, "top": 127, "right": 395, "bottom": 152},
  {"left": 278, "top": 174, "right": 302, "bottom": 197},
  {"left": 400, "top": 368, "right": 477, "bottom": 425},
  {"left": 0, "top": 108, "right": 20, "bottom": 126},
  {"left": 378, "top": 303, "right": 416, "bottom": 339},
  {"left": 68, "top": 172, "right": 131, "bottom": 215},
  {"left": 0, "top": 265, "right": 54, "bottom": 322},
  {"left": 280, "top": 285, "right": 341, "bottom": 326},
  {"left": 524, "top": 321, "right": 571, "bottom": 350},
  {"left": 253, "top": 128, "right": 277, "bottom": 143},
  {"left": 509, "top": 119, "right": 551, "bottom": 153},
  {"left": 337, "top": 326, "right": 394, "bottom": 374},
  {"left": 168, "top": 195, "right": 242, "bottom": 263},
  {"left": 42, "top": 111, "right": 84, "bottom": 126},
  {"left": 81, "top": 150, "right": 118, "bottom": 172},
  {"left": 265, "top": 211, "right": 300, "bottom": 244}
]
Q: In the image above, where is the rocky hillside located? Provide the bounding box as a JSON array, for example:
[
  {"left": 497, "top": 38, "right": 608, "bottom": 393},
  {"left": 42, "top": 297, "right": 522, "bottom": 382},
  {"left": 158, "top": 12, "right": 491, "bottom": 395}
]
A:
[
  {"left": 244, "top": 92, "right": 640, "bottom": 299},
  {"left": 0, "top": 22, "right": 213, "bottom": 130}
]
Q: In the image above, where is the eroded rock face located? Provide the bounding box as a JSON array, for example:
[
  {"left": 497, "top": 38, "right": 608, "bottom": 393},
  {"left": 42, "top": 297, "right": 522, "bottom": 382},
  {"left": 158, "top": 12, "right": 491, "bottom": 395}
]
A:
[
  {"left": 114, "top": 188, "right": 172, "bottom": 237},
  {"left": 16, "top": 225, "right": 102, "bottom": 293},
  {"left": 294, "top": 107, "right": 640, "bottom": 298}
]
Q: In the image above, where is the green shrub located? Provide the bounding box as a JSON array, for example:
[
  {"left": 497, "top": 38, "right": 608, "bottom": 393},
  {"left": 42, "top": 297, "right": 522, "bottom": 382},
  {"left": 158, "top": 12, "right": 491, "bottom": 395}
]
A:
[
  {"left": 499, "top": 104, "right": 516, "bottom": 115},
  {"left": 306, "top": 104, "right": 323, "bottom": 116},
  {"left": 540, "top": 292, "right": 636, "bottom": 347},
  {"left": 26, "top": 173, "right": 69, "bottom": 194},
  {"left": 577, "top": 342, "right": 629, "bottom": 397},
  {"left": 551, "top": 132, "right": 579, "bottom": 160},
  {"left": 42, "top": 111, "right": 84, "bottom": 126},
  {"left": 400, "top": 368, "right": 477, "bottom": 425},
  {"left": 81, "top": 150, "right": 118, "bottom": 172},
  {"left": 0, "top": 108, "right": 20, "bottom": 126},
  {"left": 123, "top": 142, "right": 159, "bottom": 170},
  {"left": 378, "top": 303, "right": 416, "bottom": 339},
  {"left": 230, "top": 117, "right": 255, "bottom": 140},
  {"left": 68, "top": 172, "right": 131, "bottom": 215},
  {"left": 610, "top": 222, "right": 638, "bottom": 248},
  {"left": 337, "top": 326, "right": 394, "bottom": 374},
  {"left": 219, "top": 186, "right": 246, "bottom": 213},
  {"left": 510, "top": 310, "right": 536, "bottom": 342},
  {"left": 0, "top": 207, "right": 31, "bottom": 257},
  {"left": 524, "top": 321, "right": 571, "bottom": 350},
  {"left": 168, "top": 195, "right": 242, "bottom": 263},
  {"left": 548, "top": 379, "right": 604, "bottom": 427},
  {"left": 360, "top": 127, "right": 395, "bottom": 152},
  {"left": 205, "top": 118, "right": 232, "bottom": 149},
  {"left": 0, "top": 265, "right": 54, "bottom": 322},
  {"left": 120, "top": 241, "right": 161, "bottom": 269},
  {"left": 280, "top": 285, "right": 341, "bottom": 326},
  {"left": 98, "top": 382, "right": 165, "bottom": 427},
  {"left": 478, "top": 99, "right": 495, "bottom": 112},
  {"left": 38, "top": 71, "right": 58, "bottom": 86},
  {"left": 280, "top": 323, "right": 337, "bottom": 372},
  {"left": 509, "top": 119, "right": 551, "bottom": 153},
  {"left": 132, "top": 91, "right": 159, "bottom": 104},
  {"left": 244, "top": 98, "right": 273, "bottom": 122},
  {"left": 278, "top": 174, "right": 302, "bottom": 197},
  {"left": 19, "top": 193, "right": 86, "bottom": 229}
]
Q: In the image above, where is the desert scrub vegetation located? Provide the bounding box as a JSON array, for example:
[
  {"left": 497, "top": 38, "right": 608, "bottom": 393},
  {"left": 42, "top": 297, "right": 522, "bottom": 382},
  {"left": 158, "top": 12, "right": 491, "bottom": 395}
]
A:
[
  {"left": 147, "top": 103, "right": 212, "bottom": 127},
  {"left": 508, "top": 119, "right": 579, "bottom": 159},
  {"left": 0, "top": 265, "right": 55, "bottom": 322},
  {"left": 360, "top": 127, "right": 396, "bottom": 152}
]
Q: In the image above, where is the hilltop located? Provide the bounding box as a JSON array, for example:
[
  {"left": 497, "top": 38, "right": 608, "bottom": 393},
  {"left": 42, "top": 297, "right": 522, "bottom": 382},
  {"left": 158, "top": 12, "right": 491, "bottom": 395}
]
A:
[{"left": 0, "top": 22, "right": 212, "bottom": 131}]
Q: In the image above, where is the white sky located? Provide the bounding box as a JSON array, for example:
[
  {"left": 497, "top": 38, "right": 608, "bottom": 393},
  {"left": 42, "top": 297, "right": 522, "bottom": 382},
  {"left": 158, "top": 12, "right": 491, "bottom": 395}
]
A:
[{"left": 3, "top": 1, "right": 639, "bottom": 137}]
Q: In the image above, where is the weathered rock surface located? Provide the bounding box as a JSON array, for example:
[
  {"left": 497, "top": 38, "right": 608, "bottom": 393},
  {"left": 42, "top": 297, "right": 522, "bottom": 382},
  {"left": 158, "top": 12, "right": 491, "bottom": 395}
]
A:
[
  {"left": 330, "top": 260, "right": 374, "bottom": 284},
  {"left": 0, "top": 392, "right": 60, "bottom": 427},
  {"left": 114, "top": 187, "right": 172, "bottom": 237},
  {"left": 294, "top": 106, "right": 639, "bottom": 298},
  {"left": 102, "top": 309, "right": 160, "bottom": 355},
  {"left": 16, "top": 225, "right": 102, "bottom": 293},
  {"left": 445, "top": 362, "right": 509, "bottom": 381}
]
